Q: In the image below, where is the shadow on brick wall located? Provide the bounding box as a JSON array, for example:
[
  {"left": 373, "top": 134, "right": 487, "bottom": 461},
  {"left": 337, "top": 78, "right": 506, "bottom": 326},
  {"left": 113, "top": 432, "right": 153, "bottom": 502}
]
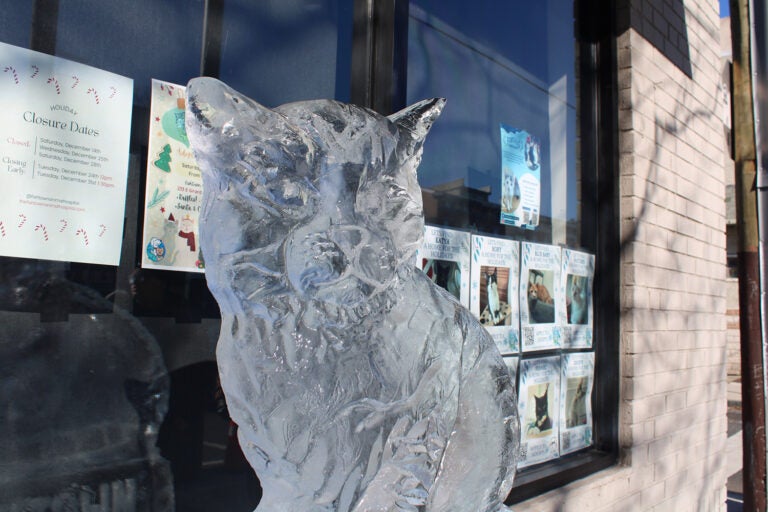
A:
[{"left": 618, "top": 0, "right": 693, "bottom": 78}]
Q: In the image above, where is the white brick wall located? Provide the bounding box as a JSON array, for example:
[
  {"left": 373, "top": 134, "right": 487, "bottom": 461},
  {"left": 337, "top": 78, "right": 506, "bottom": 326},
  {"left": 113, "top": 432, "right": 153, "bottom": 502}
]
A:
[{"left": 516, "top": 1, "right": 728, "bottom": 510}]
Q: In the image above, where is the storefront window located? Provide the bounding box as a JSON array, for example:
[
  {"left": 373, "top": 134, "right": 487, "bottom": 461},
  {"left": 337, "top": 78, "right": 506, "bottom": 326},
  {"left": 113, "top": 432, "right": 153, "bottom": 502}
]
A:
[
  {"left": 0, "top": 0, "right": 615, "bottom": 509},
  {"left": 405, "top": 0, "right": 617, "bottom": 503}
]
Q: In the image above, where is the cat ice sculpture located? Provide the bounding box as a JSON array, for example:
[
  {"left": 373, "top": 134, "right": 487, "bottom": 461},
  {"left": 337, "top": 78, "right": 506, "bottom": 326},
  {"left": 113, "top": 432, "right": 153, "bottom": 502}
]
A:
[{"left": 185, "top": 77, "right": 519, "bottom": 512}]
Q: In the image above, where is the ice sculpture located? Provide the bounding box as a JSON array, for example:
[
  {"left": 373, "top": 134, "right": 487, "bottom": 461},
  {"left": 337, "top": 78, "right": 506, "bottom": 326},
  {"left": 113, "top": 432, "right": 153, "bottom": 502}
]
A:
[{"left": 185, "top": 77, "right": 519, "bottom": 511}]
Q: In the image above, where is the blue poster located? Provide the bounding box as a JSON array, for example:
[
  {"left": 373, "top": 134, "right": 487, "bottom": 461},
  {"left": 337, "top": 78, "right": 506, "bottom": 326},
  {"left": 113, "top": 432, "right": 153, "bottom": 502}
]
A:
[{"left": 499, "top": 124, "right": 541, "bottom": 229}]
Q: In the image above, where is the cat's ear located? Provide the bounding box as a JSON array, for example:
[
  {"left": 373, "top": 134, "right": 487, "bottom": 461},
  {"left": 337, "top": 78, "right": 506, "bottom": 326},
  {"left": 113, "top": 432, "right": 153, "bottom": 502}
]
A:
[
  {"left": 186, "top": 77, "right": 315, "bottom": 180},
  {"left": 387, "top": 98, "right": 446, "bottom": 156}
]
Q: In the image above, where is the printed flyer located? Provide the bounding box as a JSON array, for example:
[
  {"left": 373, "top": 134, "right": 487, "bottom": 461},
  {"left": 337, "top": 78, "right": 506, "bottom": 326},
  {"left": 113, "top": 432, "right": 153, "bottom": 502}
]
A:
[
  {"left": 520, "top": 242, "right": 563, "bottom": 352},
  {"left": 560, "top": 249, "right": 595, "bottom": 348},
  {"left": 499, "top": 123, "right": 541, "bottom": 230},
  {"left": 0, "top": 42, "right": 133, "bottom": 265},
  {"left": 559, "top": 352, "right": 594, "bottom": 455},
  {"left": 470, "top": 234, "right": 520, "bottom": 354},
  {"left": 141, "top": 79, "right": 204, "bottom": 272},
  {"left": 416, "top": 225, "right": 471, "bottom": 308},
  {"left": 518, "top": 356, "right": 561, "bottom": 468}
]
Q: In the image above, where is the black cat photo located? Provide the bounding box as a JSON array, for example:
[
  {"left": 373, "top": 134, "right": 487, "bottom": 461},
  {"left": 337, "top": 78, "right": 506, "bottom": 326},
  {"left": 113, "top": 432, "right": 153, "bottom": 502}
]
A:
[
  {"left": 526, "top": 383, "right": 553, "bottom": 437},
  {"left": 421, "top": 258, "right": 461, "bottom": 300}
]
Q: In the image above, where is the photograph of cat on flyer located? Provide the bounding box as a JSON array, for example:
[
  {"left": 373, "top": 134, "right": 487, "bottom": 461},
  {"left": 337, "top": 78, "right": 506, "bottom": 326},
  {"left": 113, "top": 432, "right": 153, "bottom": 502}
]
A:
[
  {"left": 421, "top": 258, "right": 461, "bottom": 301},
  {"left": 525, "top": 382, "right": 554, "bottom": 438},
  {"left": 526, "top": 269, "right": 555, "bottom": 324},
  {"left": 479, "top": 265, "right": 514, "bottom": 327}
]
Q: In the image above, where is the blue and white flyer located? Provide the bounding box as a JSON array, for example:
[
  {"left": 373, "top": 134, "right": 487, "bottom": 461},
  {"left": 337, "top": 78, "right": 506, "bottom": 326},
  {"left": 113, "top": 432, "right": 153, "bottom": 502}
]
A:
[
  {"left": 518, "top": 356, "right": 561, "bottom": 468},
  {"left": 520, "top": 242, "right": 563, "bottom": 352},
  {"left": 560, "top": 249, "right": 595, "bottom": 348},
  {"left": 0, "top": 42, "right": 133, "bottom": 265},
  {"left": 470, "top": 234, "right": 520, "bottom": 354},
  {"left": 499, "top": 123, "right": 541, "bottom": 230},
  {"left": 416, "top": 225, "right": 471, "bottom": 308},
  {"left": 559, "top": 352, "right": 594, "bottom": 455}
]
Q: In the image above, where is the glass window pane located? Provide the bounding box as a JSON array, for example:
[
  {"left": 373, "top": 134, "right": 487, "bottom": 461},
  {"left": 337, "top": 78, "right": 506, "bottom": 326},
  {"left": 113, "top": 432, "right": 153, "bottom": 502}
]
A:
[
  {"left": 218, "top": 0, "right": 353, "bottom": 105},
  {"left": 408, "top": 0, "right": 582, "bottom": 248},
  {"left": 55, "top": 0, "right": 205, "bottom": 108}
]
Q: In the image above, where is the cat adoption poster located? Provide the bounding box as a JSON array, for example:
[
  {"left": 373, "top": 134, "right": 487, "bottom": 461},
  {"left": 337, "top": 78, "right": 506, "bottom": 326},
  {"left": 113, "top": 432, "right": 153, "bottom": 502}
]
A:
[
  {"left": 518, "top": 356, "right": 561, "bottom": 468},
  {"left": 416, "top": 225, "right": 470, "bottom": 308},
  {"left": 499, "top": 123, "right": 541, "bottom": 230},
  {"left": 560, "top": 352, "right": 594, "bottom": 455},
  {"left": 520, "top": 242, "right": 563, "bottom": 352},
  {"left": 470, "top": 234, "right": 520, "bottom": 354},
  {"left": 560, "top": 249, "right": 595, "bottom": 348},
  {"left": 141, "top": 79, "right": 205, "bottom": 273}
]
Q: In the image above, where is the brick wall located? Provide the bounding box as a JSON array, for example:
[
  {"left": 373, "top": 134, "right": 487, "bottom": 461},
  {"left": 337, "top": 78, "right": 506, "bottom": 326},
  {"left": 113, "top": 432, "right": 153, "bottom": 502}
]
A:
[{"left": 516, "top": 1, "right": 728, "bottom": 510}]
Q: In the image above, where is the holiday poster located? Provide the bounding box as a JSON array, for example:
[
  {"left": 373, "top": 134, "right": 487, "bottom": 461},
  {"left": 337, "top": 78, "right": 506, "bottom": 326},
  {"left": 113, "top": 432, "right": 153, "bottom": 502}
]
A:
[
  {"left": 142, "top": 79, "right": 204, "bottom": 272},
  {"left": 518, "top": 356, "right": 561, "bottom": 468},
  {"left": 560, "top": 249, "right": 595, "bottom": 348},
  {"left": 520, "top": 242, "right": 563, "bottom": 352},
  {"left": 499, "top": 123, "right": 541, "bottom": 230},
  {"left": 559, "top": 352, "right": 594, "bottom": 455},
  {"left": 416, "top": 225, "right": 471, "bottom": 308},
  {"left": 470, "top": 234, "right": 520, "bottom": 354},
  {"left": 0, "top": 42, "right": 133, "bottom": 265}
]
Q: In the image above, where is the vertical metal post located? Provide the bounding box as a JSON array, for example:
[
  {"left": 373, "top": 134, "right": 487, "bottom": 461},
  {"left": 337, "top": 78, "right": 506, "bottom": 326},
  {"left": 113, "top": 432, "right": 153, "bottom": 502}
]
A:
[
  {"left": 30, "top": 0, "right": 59, "bottom": 54},
  {"left": 731, "top": 0, "right": 767, "bottom": 509},
  {"left": 349, "top": 0, "right": 408, "bottom": 114},
  {"left": 749, "top": 0, "right": 768, "bottom": 500},
  {"left": 200, "top": 0, "right": 224, "bottom": 78}
]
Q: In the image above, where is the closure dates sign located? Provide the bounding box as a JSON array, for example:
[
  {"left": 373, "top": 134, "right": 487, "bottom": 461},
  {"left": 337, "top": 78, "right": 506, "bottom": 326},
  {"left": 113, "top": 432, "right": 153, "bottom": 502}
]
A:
[{"left": 0, "top": 42, "right": 132, "bottom": 265}]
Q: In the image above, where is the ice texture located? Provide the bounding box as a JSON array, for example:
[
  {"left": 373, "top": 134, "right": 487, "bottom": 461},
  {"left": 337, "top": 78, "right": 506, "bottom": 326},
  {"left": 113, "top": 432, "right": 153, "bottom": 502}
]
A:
[{"left": 185, "top": 77, "right": 519, "bottom": 512}]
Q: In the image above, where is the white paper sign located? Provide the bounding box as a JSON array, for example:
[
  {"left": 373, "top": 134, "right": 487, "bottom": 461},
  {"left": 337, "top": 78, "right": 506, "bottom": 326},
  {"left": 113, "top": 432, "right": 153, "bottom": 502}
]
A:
[
  {"left": 559, "top": 352, "right": 594, "bottom": 454},
  {"left": 0, "top": 42, "right": 133, "bottom": 265},
  {"left": 520, "top": 242, "right": 563, "bottom": 351},
  {"left": 470, "top": 235, "right": 520, "bottom": 353},
  {"left": 416, "top": 225, "right": 471, "bottom": 308},
  {"left": 518, "top": 356, "right": 561, "bottom": 468},
  {"left": 560, "top": 249, "right": 595, "bottom": 348}
]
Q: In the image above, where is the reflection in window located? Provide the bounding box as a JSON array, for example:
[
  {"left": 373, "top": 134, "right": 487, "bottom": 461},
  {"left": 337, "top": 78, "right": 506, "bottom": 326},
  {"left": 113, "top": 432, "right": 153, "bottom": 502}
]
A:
[
  {"left": 407, "top": 0, "right": 580, "bottom": 248},
  {"left": 218, "top": 0, "right": 353, "bottom": 105}
]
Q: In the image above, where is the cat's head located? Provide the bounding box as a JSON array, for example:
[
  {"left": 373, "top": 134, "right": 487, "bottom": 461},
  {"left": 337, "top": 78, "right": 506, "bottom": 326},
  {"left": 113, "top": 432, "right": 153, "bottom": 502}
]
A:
[
  {"left": 185, "top": 77, "right": 444, "bottom": 309},
  {"left": 528, "top": 281, "right": 538, "bottom": 300}
]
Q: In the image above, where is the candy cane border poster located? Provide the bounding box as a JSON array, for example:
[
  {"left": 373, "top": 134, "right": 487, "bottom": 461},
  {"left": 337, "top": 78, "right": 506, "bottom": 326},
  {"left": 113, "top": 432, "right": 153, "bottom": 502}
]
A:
[{"left": 0, "top": 42, "right": 133, "bottom": 265}]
